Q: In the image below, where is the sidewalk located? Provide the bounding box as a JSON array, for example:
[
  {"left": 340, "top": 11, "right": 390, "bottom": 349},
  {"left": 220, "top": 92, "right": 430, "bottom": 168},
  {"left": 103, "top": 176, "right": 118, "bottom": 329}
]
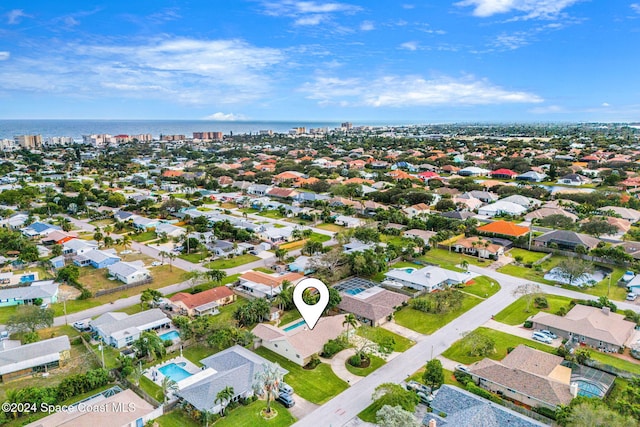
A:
[{"left": 381, "top": 321, "right": 425, "bottom": 342}]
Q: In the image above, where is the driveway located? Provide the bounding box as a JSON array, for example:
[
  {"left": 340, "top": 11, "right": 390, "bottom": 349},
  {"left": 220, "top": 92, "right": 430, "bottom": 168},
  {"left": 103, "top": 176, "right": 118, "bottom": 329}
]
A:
[
  {"left": 381, "top": 321, "right": 425, "bottom": 343},
  {"left": 483, "top": 318, "right": 562, "bottom": 347},
  {"left": 325, "top": 349, "right": 362, "bottom": 385},
  {"left": 289, "top": 394, "right": 320, "bottom": 420}
]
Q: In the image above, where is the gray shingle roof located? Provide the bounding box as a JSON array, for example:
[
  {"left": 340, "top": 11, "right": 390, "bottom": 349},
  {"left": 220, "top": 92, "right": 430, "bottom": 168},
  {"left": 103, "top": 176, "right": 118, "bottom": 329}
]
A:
[
  {"left": 0, "top": 336, "right": 70, "bottom": 375},
  {"left": 0, "top": 280, "right": 58, "bottom": 301},
  {"left": 91, "top": 309, "right": 169, "bottom": 336}
]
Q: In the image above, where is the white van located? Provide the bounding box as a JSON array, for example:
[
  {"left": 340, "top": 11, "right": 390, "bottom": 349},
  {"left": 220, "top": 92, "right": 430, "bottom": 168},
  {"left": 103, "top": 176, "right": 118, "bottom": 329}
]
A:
[{"left": 532, "top": 332, "right": 553, "bottom": 344}]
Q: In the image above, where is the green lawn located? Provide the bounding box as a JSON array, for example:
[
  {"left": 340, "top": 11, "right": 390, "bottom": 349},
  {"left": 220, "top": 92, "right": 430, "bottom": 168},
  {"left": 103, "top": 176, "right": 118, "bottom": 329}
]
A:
[
  {"left": 0, "top": 305, "right": 18, "bottom": 324},
  {"left": 507, "top": 248, "right": 547, "bottom": 264},
  {"left": 239, "top": 208, "right": 260, "bottom": 214},
  {"left": 494, "top": 294, "right": 574, "bottom": 325},
  {"left": 442, "top": 327, "right": 556, "bottom": 365},
  {"left": 214, "top": 400, "right": 295, "bottom": 427},
  {"left": 461, "top": 275, "right": 501, "bottom": 299},
  {"left": 408, "top": 368, "right": 462, "bottom": 388},
  {"left": 254, "top": 347, "right": 348, "bottom": 404},
  {"left": 138, "top": 375, "right": 163, "bottom": 401},
  {"left": 371, "top": 260, "right": 421, "bottom": 282},
  {"left": 316, "top": 223, "right": 344, "bottom": 232},
  {"left": 206, "top": 254, "right": 260, "bottom": 269},
  {"left": 178, "top": 252, "right": 208, "bottom": 263},
  {"left": 358, "top": 401, "right": 383, "bottom": 423},
  {"left": 497, "top": 255, "right": 565, "bottom": 285},
  {"left": 308, "top": 232, "right": 331, "bottom": 243},
  {"left": 156, "top": 410, "right": 201, "bottom": 427},
  {"left": 394, "top": 294, "right": 483, "bottom": 334},
  {"left": 357, "top": 326, "right": 415, "bottom": 352},
  {"left": 254, "top": 267, "right": 275, "bottom": 274},
  {"left": 259, "top": 210, "right": 285, "bottom": 219},
  {"left": 565, "top": 266, "right": 629, "bottom": 302},
  {"left": 182, "top": 343, "right": 218, "bottom": 367},
  {"left": 279, "top": 309, "right": 302, "bottom": 326},
  {"left": 419, "top": 248, "right": 490, "bottom": 271},
  {"left": 117, "top": 304, "right": 145, "bottom": 315},
  {"left": 345, "top": 355, "right": 385, "bottom": 376},
  {"left": 589, "top": 350, "right": 640, "bottom": 375},
  {"left": 130, "top": 230, "right": 157, "bottom": 242}
]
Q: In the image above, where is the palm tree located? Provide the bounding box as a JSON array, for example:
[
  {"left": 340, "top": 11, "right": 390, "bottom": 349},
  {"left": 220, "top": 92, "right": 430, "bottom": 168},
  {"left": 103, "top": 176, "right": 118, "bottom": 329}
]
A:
[
  {"left": 161, "top": 377, "right": 178, "bottom": 403},
  {"left": 103, "top": 225, "right": 113, "bottom": 236},
  {"left": 206, "top": 269, "right": 227, "bottom": 286},
  {"left": 343, "top": 313, "right": 357, "bottom": 339},
  {"left": 253, "top": 363, "right": 283, "bottom": 415},
  {"left": 159, "top": 250, "right": 168, "bottom": 265},
  {"left": 461, "top": 260, "right": 469, "bottom": 272},
  {"left": 168, "top": 252, "right": 176, "bottom": 271},
  {"left": 215, "top": 386, "right": 235, "bottom": 416},
  {"left": 122, "top": 234, "right": 132, "bottom": 251},
  {"left": 275, "top": 248, "right": 287, "bottom": 263}
]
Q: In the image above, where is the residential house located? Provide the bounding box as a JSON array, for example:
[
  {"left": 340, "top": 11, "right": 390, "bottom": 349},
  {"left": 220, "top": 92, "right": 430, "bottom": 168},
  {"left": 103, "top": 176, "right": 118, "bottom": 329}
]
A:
[
  {"left": 525, "top": 207, "right": 579, "bottom": 223},
  {"left": 21, "top": 222, "right": 61, "bottom": 238},
  {"left": 453, "top": 195, "right": 483, "bottom": 211},
  {"left": 40, "top": 230, "right": 76, "bottom": 245},
  {"left": 247, "top": 184, "right": 272, "bottom": 196},
  {"left": 177, "top": 345, "right": 288, "bottom": 415},
  {"left": 91, "top": 309, "right": 171, "bottom": 348},
  {"left": 252, "top": 315, "right": 346, "bottom": 366},
  {"left": 458, "top": 166, "right": 490, "bottom": 177},
  {"left": 1, "top": 213, "right": 29, "bottom": 229},
  {"left": 336, "top": 282, "right": 409, "bottom": 326},
  {"left": 382, "top": 265, "right": 474, "bottom": 292},
  {"left": 209, "top": 240, "right": 241, "bottom": 257},
  {"left": 533, "top": 230, "right": 601, "bottom": 251},
  {"left": 477, "top": 220, "right": 530, "bottom": 238},
  {"left": 155, "top": 222, "right": 184, "bottom": 239},
  {"left": 600, "top": 206, "right": 640, "bottom": 223},
  {"left": 451, "top": 236, "right": 504, "bottom": 259},
  {"left": 273, "top": 171, "right": 304, "bottom": 184},
  {"left": 49, "top": 255, "right": 65, "bottom": 270},
  {"left": 490, "top": 168, "right": 519, "bottom": 179},
  {"left": 0, "top": 336, "right": 70, "bottom": 382},
  {"left": 29, "top": 389, "right": 162, "bottom": 427},
  {"left": 334, "top": 215, "right": 365, "bottom": 228},
  {"left": 169, "top": 287, "right": 236, "bottom": 317},
  {"left": 342, "top": 240, "right": 377, "bottom": 254},
  {"left": 0, "top": 280, "right": 59, "bottom": 307},
  {"left": 288, "top": 256, "right": 314, "bottom": 274},
  {"left": 440, "top": 211, "right": 476, "bottom": 220},
  {"left": 531, "top": 305, "right": 636, "bottom": 352},
  {"left": 417, "top": 171, "right": 441, "bottom": 182},
  {"left": 236, "top": 271, "right": 303, "bottom": 299},
  {"left": 467, "top": 345, "right": 574, "bottom": 411},
  {"left": 557, "top": 174, "right": 590, "bottom": 186},
  {"left": 132, "top": 216, "right": 160, "bottom": 230},
  {"left": 113, "top": 210, "right": 138, "bottom": 222},
  {"left": 73, "top": 248, "right": 121, "bottom": 268},
  {"left": 478, "top": 201, "right": 527, "bottom": 217},
  {"left": 402, "top": 229, "right": 437, "bottom": 245},
  {"left": 107, "top": 261, "right": 151, "bottom": 285},
  {"left": 499, "top": 195, "right": 543, "bottom": 209},
  {"left": 516, "top": 171, "right": 547, "bottom": 182},
  {"left": 267, "top": 187, "right": 299, "bottom": 199},
  {"left": 423, "top": 386, "right": 546, "bottom": 427},
  {"left": 258, "top": 226, "right": 295, "bottom": 244},
  {"left": 403, "top": 203, "right": 431, "bottom": 218},
  {"left": 62, "top": 238, "right": 98, "bottom": 256},
  {"left": 467, "top": 191, "right": 499, "bottom": 203}
]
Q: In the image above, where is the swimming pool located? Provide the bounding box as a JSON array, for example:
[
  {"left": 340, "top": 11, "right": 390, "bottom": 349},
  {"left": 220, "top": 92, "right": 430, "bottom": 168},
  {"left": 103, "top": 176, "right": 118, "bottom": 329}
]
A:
[
  {"left": 283, "top": 320, "right": 306, "bottom": 332},
  {"left": 575, "top": 380, "right": 605, "bottom": 398},
  {"left": 400, "top": 268, "right": 416, "bottom": 274},
  {"left": 159, "top": 330, "right": 180, "bottom": 341},
  {"left": 20, "top": 274, "right": 35, "bottom": 283},
  {"left": 158, "top": 362, "right": 192, "bottom": 382},
  {"left": 345, "top": 287, "right": 365, "bottom": 296}
]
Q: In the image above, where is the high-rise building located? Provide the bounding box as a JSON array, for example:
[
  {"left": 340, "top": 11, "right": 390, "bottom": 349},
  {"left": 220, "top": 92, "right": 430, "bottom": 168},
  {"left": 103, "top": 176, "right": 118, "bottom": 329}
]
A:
[
  {"left": 14, "top": 134, "right": 42, "bottom": 149},
  {"left": 132, "top": 134, "right": 153, "bottom": 142},
  {"left": 341, "top": 122, "right": 353, "bottom": 130},
  {"left": 45, "top": 136, "right": 74, "bottom": 146},
  {"left": 193, "top": 131, "right": 223, "bottom": 141},
  {"left": 82, "top": 134, "right": 116, "bottom": 147},
  {"left": 162, "top": 134, "right": 186, "bottom": 141}
]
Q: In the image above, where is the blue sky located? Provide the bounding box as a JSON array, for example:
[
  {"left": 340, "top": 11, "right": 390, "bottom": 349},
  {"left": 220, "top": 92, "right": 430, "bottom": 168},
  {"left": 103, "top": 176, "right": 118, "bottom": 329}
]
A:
[{"left": 0, "top": 1, "right": 639, "bottom": 122}]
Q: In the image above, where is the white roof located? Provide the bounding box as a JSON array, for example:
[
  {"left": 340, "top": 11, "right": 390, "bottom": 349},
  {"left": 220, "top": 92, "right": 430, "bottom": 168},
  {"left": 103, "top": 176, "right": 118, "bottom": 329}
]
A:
[
  {"left": 479, "top": 201, "right": 528, "bottom": 215},
  {"left": 383, "top": 265, "right": 472, "bottom": 288},
  {"left": 0, "top": 336, "right": 70, "bottom": 375},
  {"left": 107, "top": 260, "right": 149, "bottom": 277},
  {"left": 92, "top": 309, "right": 169, "bottom": 340},
  {"left": 0, "top": 280, "right": 58, "bottom": 301}
]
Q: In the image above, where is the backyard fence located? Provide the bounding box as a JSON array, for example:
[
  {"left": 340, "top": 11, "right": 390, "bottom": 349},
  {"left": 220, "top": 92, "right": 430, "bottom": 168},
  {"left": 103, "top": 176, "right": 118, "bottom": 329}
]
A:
[{"left": 94, "top": 277, "right": 154, "bottom": 297}]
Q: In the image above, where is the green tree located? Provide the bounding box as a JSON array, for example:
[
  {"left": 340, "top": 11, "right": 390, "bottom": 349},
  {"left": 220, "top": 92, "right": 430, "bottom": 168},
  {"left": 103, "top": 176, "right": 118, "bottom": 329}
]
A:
[
  {"left": 372, "top": 383, "right": 420, "bottom": 413},
  {"left": 160, "top": 377, "right": 178, "bottom": 403},
  {"left": 565, "top": 401, "right": 637, "bottom": 427},
  {"left": 580, "top": 219, "right": 618, "bottom": 238},
  {"left": 555, "top": 258, "right": 593, "bottom": 286},
  {"left": 206, "top": 269, "right": 227, "bottom": 286},
  {"left": 140, "top": 288, "right": 163, "bottom": 308},
  {"left": 253, "top": 362, "right": 283, "bottom": 415},
  {"left": 461, "top": 330, "right": 496, "bottom": 357},
  {"left": 275, "top": 248, "right": 288, "bottom": 262},
  {"left": 51, "top": 244, "right": 63, "bottom": 257},
  {"left": 512, "top": 283, "right": 542, "bottom": 313},
  {"left": 376, "top": 405, "right": 420, "bottom": 427},
  {"left": 343, "top": 313, "right": 357, "bottom": 337},
  {"left": 326, "top": 287, "right": 342, "bottom": 313},
  {"left": 7, "top": 305, "right": 54, "bottom": 333},
  {"left": 574, "top": 348, "right": 592, "bottom": 365},
  {"left": 215, "top": 386, "right": 235, "bottom": 416},
  {"left": 132, "top": 331, "right": 166, "bottom": 361},
  {"left": 423, "top": 359, "right": 444, "bottom": 390}
]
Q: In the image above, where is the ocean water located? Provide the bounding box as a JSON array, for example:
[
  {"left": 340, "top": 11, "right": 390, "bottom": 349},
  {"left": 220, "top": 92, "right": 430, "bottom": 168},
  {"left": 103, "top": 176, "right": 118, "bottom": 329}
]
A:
[{"left": 0, "top": 119, "right": 346, "bottom": 140}]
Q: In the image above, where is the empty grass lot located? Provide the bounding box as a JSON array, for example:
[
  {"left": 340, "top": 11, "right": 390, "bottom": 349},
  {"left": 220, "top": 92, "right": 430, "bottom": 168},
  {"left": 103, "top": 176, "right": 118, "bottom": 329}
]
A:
[
  {"left": 130, "top": 230, "right": 157, "bottom": 242},
  {"left": 394, "top": 294, "right": 483, "bottom": 335},
  {"left": 156, "top": 410, "right": 201, "bottom": 427},
  {"left": 345, "top": 355, "right": 385, "bottom": 376},
  {"left": 214, "top": 400, "right": 295, "bottom": 427},
  {"left": 461, "top": 275, "right": 501, "bottom": 299},
  {"left": 442, "top": 327, "right": 556, "bottom": 365},
  {"left": 357, "top": 326, "right": 415, "bottom": 352},
  {"left": 178, "top": 252, "right": 208, "bottom": 263},
  {"left": 258, "top": 210, "right": 285, "bottom": 219},
  {"left": 494, "top": 294, "right": 574, "bottom": 325},
  {"left": 206, "top": 254, "right": 260, "bottom": 269},
  {"left": 507, "top": 248, "right": 547, "bottom": 264},
  {"left": 497, "top": 255, "right": 565, "bottom": 285},
  {"left": 316, "top": 223, "right": 344, "bottom": 232},
  {"left": 420, "top": 248, "right": 489, "bottom": 271},
  {"left": 254, "top": 347, "right": 348, "bottom": 404}
]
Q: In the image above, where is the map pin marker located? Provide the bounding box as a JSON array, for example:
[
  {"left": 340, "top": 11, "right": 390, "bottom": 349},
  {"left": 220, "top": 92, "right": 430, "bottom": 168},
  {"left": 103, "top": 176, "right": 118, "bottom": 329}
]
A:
[{"left": 293, "top": 278, "right": 329, "bottom": 330}]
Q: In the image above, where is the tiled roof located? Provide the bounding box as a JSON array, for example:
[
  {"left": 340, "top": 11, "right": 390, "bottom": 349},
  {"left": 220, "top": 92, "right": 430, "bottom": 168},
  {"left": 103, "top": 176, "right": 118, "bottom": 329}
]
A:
[
  {"left": 170, "top": 287, "right": 234, "bottom": 309},
  {"left": 239, "top": 271, "right": 303, "bottom": 288},
  {"left": 477, "top": 220, "right": 529, "bottom": 237}
]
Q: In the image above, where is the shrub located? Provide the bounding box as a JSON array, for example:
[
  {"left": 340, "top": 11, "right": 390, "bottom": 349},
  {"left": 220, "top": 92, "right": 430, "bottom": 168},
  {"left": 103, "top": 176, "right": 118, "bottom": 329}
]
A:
[
  {"left": 466, "top": 383, "right": 501, "bottom": 403},
  {"left": 534, "top": 296, "right": 549, "bottom": 309},
  {"left": 348, "top": 354, "right": 362, "bottom": 367},
  {"left": 533, "top": 406, "right": 557, "bottom": 420},
  {"left": 453, "top": 370, "right": 471, "bottom": 385},
  {"left": 523, "top": 320, "right": 533, "bottom": 329},
  {"left": 514, "top": 255, "right": 523, "bottom": 263},
  {"left": 321, "top": 338, "right": 348, "bottom": 358},
  {"left": 506, "top": 346, "right": 515, "bottom": 354}
]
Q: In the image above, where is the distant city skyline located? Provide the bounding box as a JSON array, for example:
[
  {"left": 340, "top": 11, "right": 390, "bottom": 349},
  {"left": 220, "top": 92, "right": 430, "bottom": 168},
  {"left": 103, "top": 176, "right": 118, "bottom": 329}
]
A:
[{"left": 1, "top": 1, "right": 639, "bottom": 122}]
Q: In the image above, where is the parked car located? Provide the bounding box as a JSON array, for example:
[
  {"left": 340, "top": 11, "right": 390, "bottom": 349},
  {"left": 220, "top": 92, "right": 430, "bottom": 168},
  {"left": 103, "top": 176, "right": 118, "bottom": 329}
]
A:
[
  {"left": 538, "top": 330, "right": 557, "bottom": 339},
  {"left": 72, "top": 319, "right": 91, "bottom": 331},
  {"left": 416, "top": 391, "right": 433, "bottom": 405},
  {"left": 40, "top": 303, "right": 49, "bottom": 309},
  {"left": 279, "top": 382, "right": 294, "bottom": 395},
  {"left": 276, "top": 393, "right": 295, "bottom": 408},
  {"left": 0, "top": 331, "right": 8, "bottom": 340},
  {"left": 532, "top": 332, "right": 553, "bottom": 344},
  {"left": 151, "top": 261, "right": 162, "bottom": 266},
  {"left": 627, "top": 293, "right": 638, "bottom": 301},
  {"left": 455, "top": 364, "right": 469, "bottom": 373},
  {"left": 405, "top": 380, "right": 431, "bottom": 395}
]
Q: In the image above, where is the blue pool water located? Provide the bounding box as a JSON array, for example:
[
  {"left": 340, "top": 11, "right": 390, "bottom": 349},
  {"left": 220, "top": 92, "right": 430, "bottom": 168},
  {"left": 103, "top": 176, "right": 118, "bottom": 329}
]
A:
[
  {"left": 159, "top": 363, "right": 192, "bottom": 382},
  {"left": 401, "top": 268, "right": 416, "bottom": 274},
  {"left": 284, "top": 320, "right": 306, "bottom": 332},
  {"left": 575, "top": 380, "right": 605, "bottom": 398},
  {"left": 159, "top": 330, "right": 180, "bottom": 341},
  {"left": 345, "top": 287, "right": 365, "bottom": 296},
  {"left": 20, "top": 274, "right": 35, "bottom": 283}
]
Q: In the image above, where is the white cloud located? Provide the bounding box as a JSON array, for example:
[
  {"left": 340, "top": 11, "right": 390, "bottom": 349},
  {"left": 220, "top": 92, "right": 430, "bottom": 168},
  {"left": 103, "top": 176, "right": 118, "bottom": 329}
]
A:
[
  {"left": 602, "top": 102, "right": 610, "bottom": 107},
  {"left": 0, "top": 38, "right": 284, "bottom": 105},
  {"left": 455, "top": 0, "right": 581, "bottom": 20},
  {"left": 63, "top": 16, "right": 80, "bottom": 26},
  {"left": 6, "top": 9, "right": 30, "bottom": 25},
  {"left": 632, "top": 3, "right": 640, "bottom": 13},
  {"left": 0, "top": 52, "right": 9, "bottom": 61},
  {"left": 204, "top": 112, "right": 247, "bottom": 121},
  {"left": 400, "top": 41, "right": 419, "bottom": 51},
  {"left": 261, "top": 1, "right": 361, "bottom": 25},
  {"left": 300, "top": 74, "right": 543, "bottom": 107},
  {"left": 402, "top": 4, "right": 416, "bottom": 9},
  {"left": 360, "top": 20, "right": 375, "bottom": 31},
  {"left": 529, "top": 104, "right": 566, "bottom": 114}
]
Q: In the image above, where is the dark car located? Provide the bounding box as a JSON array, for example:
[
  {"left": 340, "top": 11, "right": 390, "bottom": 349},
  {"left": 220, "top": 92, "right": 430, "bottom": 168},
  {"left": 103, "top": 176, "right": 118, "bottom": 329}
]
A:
[{"left": 276, "top": 393, "right": 295, "bottom": 408}]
